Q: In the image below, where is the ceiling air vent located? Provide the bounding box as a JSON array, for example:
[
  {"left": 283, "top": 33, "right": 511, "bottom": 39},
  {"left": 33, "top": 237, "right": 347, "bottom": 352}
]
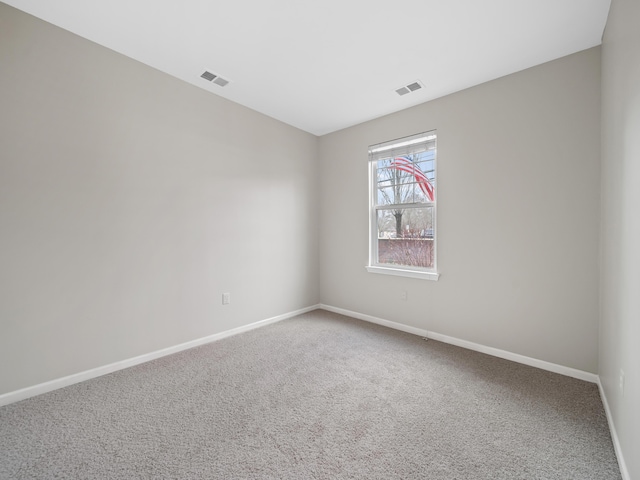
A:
[
  {"left": 395, "top": 80, "right": 423, "bottom": 96},
  {"left": 213, "top": 77, "right": 229, "bottom": 87},
  {"left": 200, "top": 70, "right": 230, "bottom": 87}
]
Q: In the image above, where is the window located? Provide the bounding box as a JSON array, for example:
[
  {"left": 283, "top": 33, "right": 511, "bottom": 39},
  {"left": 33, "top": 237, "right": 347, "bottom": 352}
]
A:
[{"left": 367, "top": 131, "right": 439, "bottom": 280}]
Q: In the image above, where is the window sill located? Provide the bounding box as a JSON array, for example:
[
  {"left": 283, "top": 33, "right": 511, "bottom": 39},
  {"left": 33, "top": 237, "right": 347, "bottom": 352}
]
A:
[{"left": 366, "top": 265, "right": 440, "bottom": 281}]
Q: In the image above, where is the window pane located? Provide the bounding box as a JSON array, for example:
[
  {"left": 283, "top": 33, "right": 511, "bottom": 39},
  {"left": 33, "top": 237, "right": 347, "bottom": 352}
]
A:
[
  {"left": 377, "top": 186, "right": 396, "bottom": 206},
  {"left": 414, "top": 160, "right": 435, "bottom": 183},
  {"left": 376, "top": 155, "right": 435, "bottom": 205},
  {"left": 376, "top": 207, "right": 434, "bottom": 268},
  {"left": 369, "top": 130, "right": 437, "bottom": 275},
  {"left": 377, "top": 183, "right": 425, "bottom": 205}
]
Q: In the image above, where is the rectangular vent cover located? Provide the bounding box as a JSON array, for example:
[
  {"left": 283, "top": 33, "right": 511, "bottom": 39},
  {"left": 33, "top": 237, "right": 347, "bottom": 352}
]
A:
[
  {"left": 395, "top": 80, "right": 423, "bottom": 96},
  {"left": 201, "top": 70, "right": 230, "bottom": 87}
]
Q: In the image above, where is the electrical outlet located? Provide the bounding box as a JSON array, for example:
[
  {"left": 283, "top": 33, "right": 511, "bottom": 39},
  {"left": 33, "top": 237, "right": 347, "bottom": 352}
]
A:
[
  {"left": 400, "top": 291, "right": 408, "bottom": 301},
  {"left": 222, "top": 293, "right": 231, "bottom": 305},
  {"left": 620, "top": 369, "right": 625, "bottom": 396}
]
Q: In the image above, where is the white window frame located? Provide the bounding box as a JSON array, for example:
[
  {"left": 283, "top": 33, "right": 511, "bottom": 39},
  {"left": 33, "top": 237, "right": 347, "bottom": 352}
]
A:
[{"left": 366, "top": 131, "right": 439, "bottom": 281}]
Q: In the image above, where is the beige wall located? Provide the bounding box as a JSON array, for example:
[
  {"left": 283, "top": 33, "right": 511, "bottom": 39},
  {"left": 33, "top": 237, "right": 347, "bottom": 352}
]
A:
[
  {"left": 600, "top": 0, "right": 640, "bottom": 477},
  {"left": 0, "top": 4, "right": 319, "bottom": 395},
  {"left": 0, "top": 0, "right": 619, "bottom": 428},
  {"left": 319, "top": 48, "right": 602, "bottom": 373}
]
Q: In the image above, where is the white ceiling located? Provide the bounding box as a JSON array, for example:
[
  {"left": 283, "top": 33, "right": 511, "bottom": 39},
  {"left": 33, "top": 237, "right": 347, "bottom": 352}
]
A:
[{"left": 4, "top": 0, "right": 611, "bottom": 136}]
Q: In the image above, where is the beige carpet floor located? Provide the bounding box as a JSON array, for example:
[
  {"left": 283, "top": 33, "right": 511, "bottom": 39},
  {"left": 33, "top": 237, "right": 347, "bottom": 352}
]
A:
[{"left": 0, "top": 309, "right": 621, "bottom": 479}]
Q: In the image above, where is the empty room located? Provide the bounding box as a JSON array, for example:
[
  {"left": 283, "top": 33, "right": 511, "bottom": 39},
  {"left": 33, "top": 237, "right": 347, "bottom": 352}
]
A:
[{"left": 0, "top": 0, "right": 638, "bottom": 478}]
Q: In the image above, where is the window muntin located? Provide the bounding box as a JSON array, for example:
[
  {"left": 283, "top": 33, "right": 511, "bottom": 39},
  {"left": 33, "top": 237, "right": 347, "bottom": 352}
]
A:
[{"left": 369, "top": 131, "right": 437, "bottom": 276}]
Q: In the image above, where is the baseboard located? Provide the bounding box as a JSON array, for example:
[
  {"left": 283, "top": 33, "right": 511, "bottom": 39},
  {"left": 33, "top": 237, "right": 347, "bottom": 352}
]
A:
[
  {"left": 318, "top": 304, "right": 598, "bottom": 384},
  {"left": 597, "top": 379, "right": 631, "bottom": 480},
  {"left": 0, "top": 304, "right": 320, "bottom": 408},
  {"left": 3, "top": 303, "right": 623, "bottom": 475},
  {"left": 0, "top": 302, "right": 599, "bottom": 398},
  {"left": 320, "top": 303, "right": 430, "bottom": 338}
]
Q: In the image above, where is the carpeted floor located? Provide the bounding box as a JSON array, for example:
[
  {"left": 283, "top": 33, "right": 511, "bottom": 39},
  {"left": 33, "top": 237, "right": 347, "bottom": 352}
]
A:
[{"left": 0, "top": 310, "right": 622, "bottom": 479}]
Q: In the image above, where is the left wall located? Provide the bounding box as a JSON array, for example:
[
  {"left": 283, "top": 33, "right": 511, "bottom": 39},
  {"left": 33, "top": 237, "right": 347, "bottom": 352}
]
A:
[{"left": 0, "top": 3, "right": 319, "bottom": 396}]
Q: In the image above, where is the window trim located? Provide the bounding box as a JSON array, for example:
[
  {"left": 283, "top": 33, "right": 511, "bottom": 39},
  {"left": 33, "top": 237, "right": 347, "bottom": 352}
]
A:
[
  {"left": 365, "top": 265, "right": 440, "bottom": 281},
  {"left": 367, "top": 131, "right": 439, "bottom": 281}
]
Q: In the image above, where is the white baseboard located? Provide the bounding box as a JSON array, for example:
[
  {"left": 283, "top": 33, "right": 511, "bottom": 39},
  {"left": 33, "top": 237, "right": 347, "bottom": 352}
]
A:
[
  {"left": 1, "top": 304, "right": 627, "bottom": 478},
  {"left": 0, "top": 304, "right": 320, "bottom": 407},
  {"left": 318, "top": 304, "right": 598, "bottom": 384},
  {"left": 597, "top": 379, "right": 631, "bottom": 480},
  {"left": 3, "top": 303, "right": 624, "bottom": 476},
  {"left": 320, "top": 304, "right": 430, "bottom": 337}
]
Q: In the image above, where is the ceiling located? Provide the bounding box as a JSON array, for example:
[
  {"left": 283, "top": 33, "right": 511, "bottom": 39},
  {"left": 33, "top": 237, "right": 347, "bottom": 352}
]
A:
[{"left": 4, "top": 0, "right": 611, "bottom": 136}]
